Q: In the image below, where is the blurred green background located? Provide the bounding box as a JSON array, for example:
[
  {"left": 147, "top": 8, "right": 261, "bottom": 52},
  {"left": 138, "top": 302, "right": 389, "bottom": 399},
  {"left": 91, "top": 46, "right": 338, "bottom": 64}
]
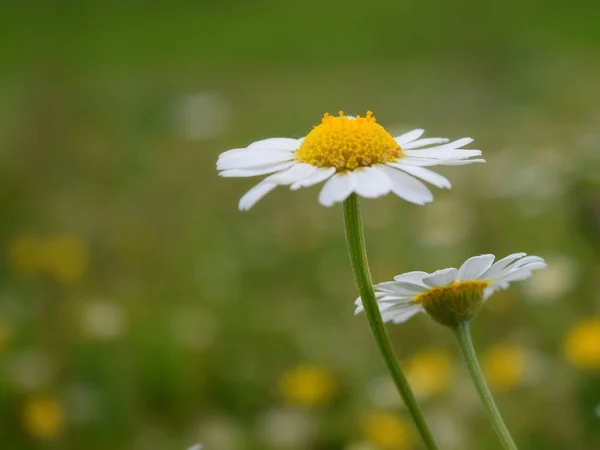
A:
[{"left": 2, "top": 1, "right": 600, "bottom": 449}]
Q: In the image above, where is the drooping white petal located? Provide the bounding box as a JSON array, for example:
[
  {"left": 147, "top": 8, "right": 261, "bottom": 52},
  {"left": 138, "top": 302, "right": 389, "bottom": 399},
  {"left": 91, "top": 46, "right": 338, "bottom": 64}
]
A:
[
  {"left": 353, "top": 166, "right": 393, "bottom": 198},
  {"left": 393, "top": 271, "right": 430, "bottom": 284},
  {"left": 247, "top": 137, "right": 301, "bottom": 151},
  {"left": 219, "top": 161, "right": 295, "bottom": 177},
  {"left": 511, "top": 256, "right": 546, "bottom": 268},
  {"left": 516, "top": 261, "right": 547, "bottom": 271},
  {"left": 238, "top": 181, "right": 277, "bottom": 211},
  {"left": 355, "top": 295, "right": 415, "bottom": 314},
  {"left": 483, "top": 282, "right": 509, "bottom": 300},
  {"left": 318, "top": 172, "right": 357, "bottom": 207},
  {"left": 481, "top": 253, "right": 527, "bottom": 279},
  {"left": 402, "top": 137, "right": 450, "bottom": 149},
  {"left": 289, "top": 167, "right": 336, "bottom": 190},
  {"left": 494, "top": 269, "right": 538, "bottom": 284},
  {"left": 457, "top": 254, "right": 495, "bottom": 280},
  {"left": 264, "top": 163, "right": 318, "bottom": 185},
  {"left": 389, "top": 164, "right": 451, "bottom": 189},
  {"left": 355, "top": 292, "right": 403, "bottom": 306},
  {"left": 381, "top": 303, "right": 424, "bottom": 324},
  {"left": 217, "top": 150, "right": 295, "bottom": 170},
  {"left": 375, "top": 280, "right": 427, "bottom": 295},
  {"left": 379, "top": 166, "right": 434, "bottom": 205},
  {"left": 394, "top": 129, "right": 425, "bottom": 145},
  {"left": 422, "top": 268, "right": 459, "bottom": 287},
  {"left": 404, "top": 149, "right": 482, "bottom": 159}
]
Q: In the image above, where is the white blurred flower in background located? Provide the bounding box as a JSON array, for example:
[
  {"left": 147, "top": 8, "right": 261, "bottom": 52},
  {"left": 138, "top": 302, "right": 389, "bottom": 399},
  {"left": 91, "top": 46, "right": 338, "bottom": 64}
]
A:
[
  {"left": 367, "top": 376, "right": 403, "bottom": 408},
  {"left": 196, "top": 416, "right": 242, "bottom": 450},
  {"left": 523, "top": 255, "right": 577, "bottom": 302},
  {"left": 80, "top": 299, "right": 126, "bottom": 341},
  {"left": 4, "top": 350, "right": 55, "bottom": 390},
  {"left": 258, "top": 408, "right": 316, "bottom": 449},
  {"left": 416, "top": 197, "right": 474, "bottom": 248},
  {"left": 174, "top": 91, "right": 230, "bottom": 141}
]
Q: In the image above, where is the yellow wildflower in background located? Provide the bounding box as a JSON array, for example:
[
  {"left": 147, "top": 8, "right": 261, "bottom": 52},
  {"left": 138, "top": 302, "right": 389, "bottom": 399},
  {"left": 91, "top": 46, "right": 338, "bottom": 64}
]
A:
[
  {"left": 361, "top": 411, "right": 415, "bottom": 449},
  {"left": 279, "top": 364, "right": 336, "bottom": 407},
  {"left": 41, "top": 236, "right": 88, "bottom": 283},
  {"left": 404, "top": 349, "right": 454, "bottom": 397},
  {"left": 7, "top": 233, "right": 88, "bottom": 283},
  {"left": 482, "top": 343, "right": 526, "bottom": 392},
  {"left": 564, "top": 318, "right": 600, "bottom": 370},
  {"left": 7, "top": 233, "right": 44, "bottom": 277},
  {"left": 22, "top": 396, "right": 65, "bottom": 439}
]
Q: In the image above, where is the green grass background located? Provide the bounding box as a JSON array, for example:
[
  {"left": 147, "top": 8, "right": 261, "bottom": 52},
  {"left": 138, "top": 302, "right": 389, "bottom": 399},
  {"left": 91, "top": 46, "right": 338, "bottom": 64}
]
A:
[{"left": 1, "top": 1, "right": 600, "bottom": 449}]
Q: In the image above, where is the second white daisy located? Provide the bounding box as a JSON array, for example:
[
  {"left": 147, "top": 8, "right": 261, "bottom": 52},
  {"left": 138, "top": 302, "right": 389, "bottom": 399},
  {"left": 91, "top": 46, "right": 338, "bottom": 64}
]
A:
[
  {"left": 355, "top": 253, "right": 547, "bottom": 326},
  {"left": 217, "top": 111, "right": 484, "bottom": 210}
]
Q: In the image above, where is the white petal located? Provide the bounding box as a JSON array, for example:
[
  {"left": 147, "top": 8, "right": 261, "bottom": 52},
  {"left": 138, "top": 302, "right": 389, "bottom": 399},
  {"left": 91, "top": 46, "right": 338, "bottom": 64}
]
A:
[
  {"left": 355, "top": 296, "right": 408, "bottom": 314},
  {"left": 219, "top": 161, "right": 295, "bottom": 177},
  {"left": 355, "top": 292, "right": 400, "bottom": 307},
  {"left": 290, "top": 167, "right": 336, "bottom": 190},
  {"left": 481, "top": 253, "right": 527, "bottom": 279},
  {"left": 404, "top": 149, "right": 482, "bottom": 159},
  {"left": 265, "top": 163, "right": 318, "bottom": 185},
  {"left": 512, "top": 255, "right": 546, "bottom": 267},
  {"left": 516, "top": 261, "right": 547, "bottom": 271},
  {"left": 218, "top": 147, "right": 255, "bottom": 158},
  {"left": 393, "top": 271, "right": 430, "bottom": 284},
  {"left": 381, "top": 303, "right": 423, "bottom": 324},
  {"left": 423, "top": 268, "right": 458, "bottom": 287},
  {"left": 394, "top": 129, "right": 425, "bottom": 145},
  {"left": 379, "top": 166, "right": 433, "bottom": 205},
  {"left": 483, "top": 282, "right": 509, "bottom": 300},
  {"left": 495, "top": 269, "right": 537, "bottom": 284},
  {"left": 353, "top": 166, "right": 393, "bottom": 198},
  {"left": 430, "top": 137, "right": 474, "bottom": 149},
  {"left": 402, "top": 137, "right": 450, "bottom": 149},
  {"left": 357, "top": 296, "right": 415, "bottom": 314},
  {"left": 318, "top": 172, "right": 357, "bottom": 207},
  {"left": 217, "top": 150, "right": 294, "bottom": 170},
  {"left": 390, "top": 164, "right": 451, "bottom": 189},
  {"left": 238, "top": 181, "right": 277, "bottom": 211},
  {"left": 457, "top": 254, "right": 495, "bottom": 280},
  {"left": 401, "top": 157, "right": 486, "bottom": 167},
  {"left": 375, "top": 280, "right": 427, "bottom": 295},
  {"left": 248, "top": 137, "right": 300, "bottom": 151}
]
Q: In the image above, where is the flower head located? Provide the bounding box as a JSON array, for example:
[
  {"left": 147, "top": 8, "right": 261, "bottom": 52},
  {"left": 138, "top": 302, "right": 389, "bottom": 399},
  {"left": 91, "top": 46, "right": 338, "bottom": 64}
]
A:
[
  {"left": 217, "top": 111, "right": 483, "bottom": 210},
  {"left": 355, "top": 253, "right": 546, "bottom": 326}
]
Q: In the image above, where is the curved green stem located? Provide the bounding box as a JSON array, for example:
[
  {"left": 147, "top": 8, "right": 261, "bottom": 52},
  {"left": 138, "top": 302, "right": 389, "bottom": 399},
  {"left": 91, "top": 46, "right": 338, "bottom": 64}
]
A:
[
  {"left": 342, "top": 194, "right": 439, "bottom": 450},
  {"left": 452, "top": 321, "right": 518, "bottom": 450}
]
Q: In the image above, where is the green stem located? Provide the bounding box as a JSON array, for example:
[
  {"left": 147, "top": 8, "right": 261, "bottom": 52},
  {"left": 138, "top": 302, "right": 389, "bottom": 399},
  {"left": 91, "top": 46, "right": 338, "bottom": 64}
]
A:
[
  {"left": 452, "top": 321, "right": 518, "bottom": 450},
  {"left": 342, "top": 194, "right": 438, "bottom": 450}
]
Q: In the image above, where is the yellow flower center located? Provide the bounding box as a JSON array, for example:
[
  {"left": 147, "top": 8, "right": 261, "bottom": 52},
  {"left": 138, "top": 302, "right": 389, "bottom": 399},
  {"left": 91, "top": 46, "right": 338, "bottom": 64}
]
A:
[
  {"left": 415, "top": 280, "right": 491, "bottom": 326},
  {"left": 295, "top": 111, "right": 403, "bottom": 171}
]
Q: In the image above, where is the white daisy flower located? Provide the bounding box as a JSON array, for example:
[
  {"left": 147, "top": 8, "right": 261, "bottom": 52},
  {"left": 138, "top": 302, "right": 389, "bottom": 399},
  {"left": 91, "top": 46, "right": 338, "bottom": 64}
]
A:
[
  {"left": 355, "top": 253, "right": 547, "bottom": 326},
  {"left": 217, "top": 111, "right": 484, "bottom": 210}
]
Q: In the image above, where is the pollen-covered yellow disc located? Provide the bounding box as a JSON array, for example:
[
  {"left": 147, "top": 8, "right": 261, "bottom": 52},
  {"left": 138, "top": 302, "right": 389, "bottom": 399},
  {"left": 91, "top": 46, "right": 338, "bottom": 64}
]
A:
[{"left": 295, "top": 111, "right": 403, "bottom": 171}]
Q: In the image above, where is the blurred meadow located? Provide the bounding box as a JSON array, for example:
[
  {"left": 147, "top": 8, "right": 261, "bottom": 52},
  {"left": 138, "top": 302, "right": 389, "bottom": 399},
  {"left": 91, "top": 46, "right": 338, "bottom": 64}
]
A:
[{"left": 2, "top": 1, "right": 600, "bottom": 449}]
